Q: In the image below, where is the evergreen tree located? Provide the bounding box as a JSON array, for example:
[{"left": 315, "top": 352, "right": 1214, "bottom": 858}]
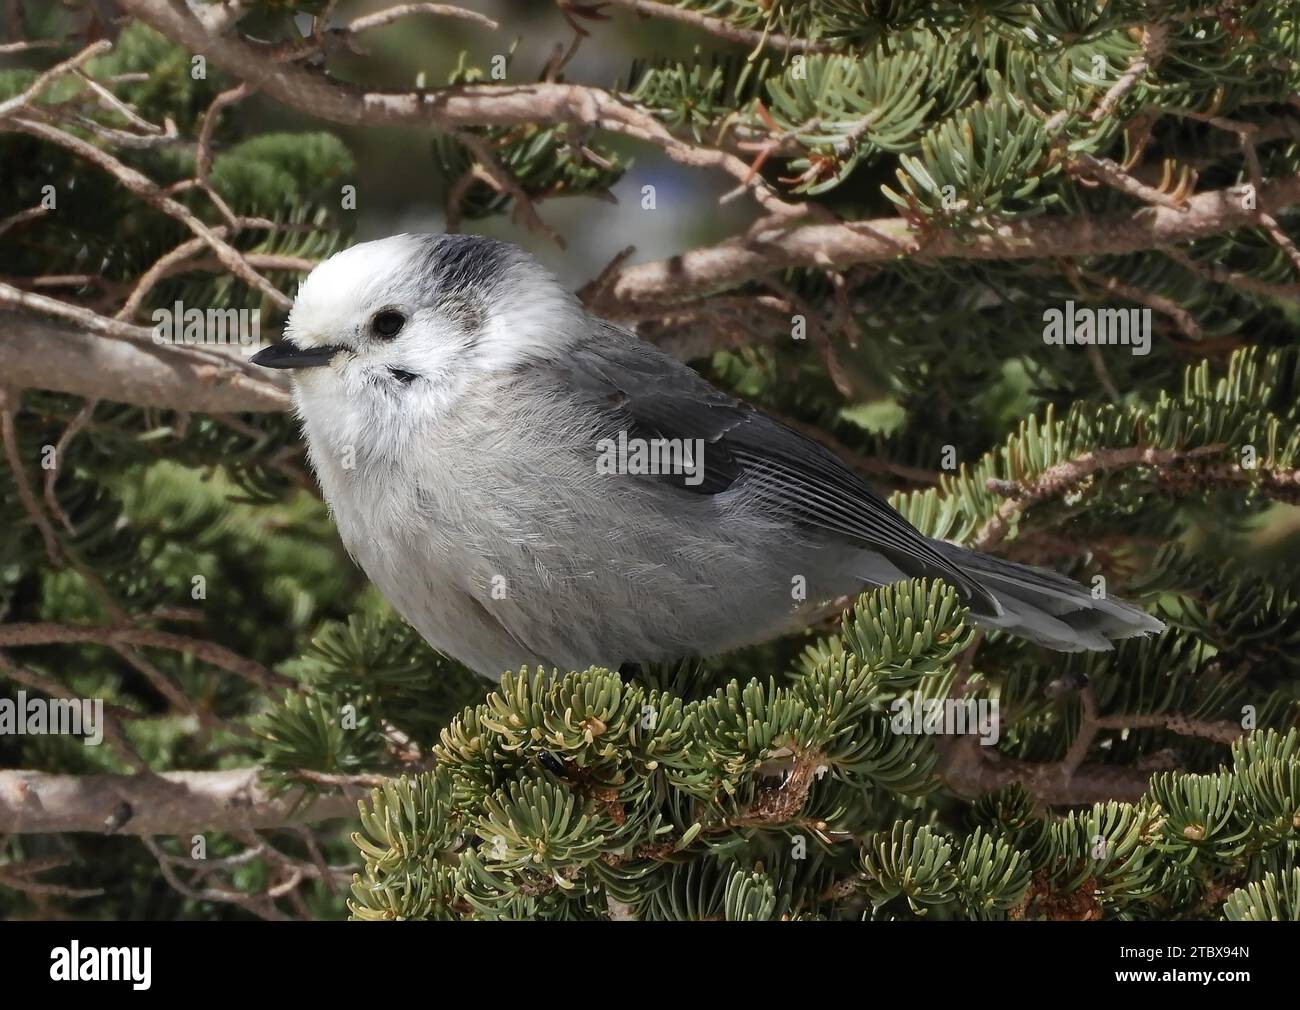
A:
[{"left": 1, "top": 0, "right": 1298, "bottom": 920}]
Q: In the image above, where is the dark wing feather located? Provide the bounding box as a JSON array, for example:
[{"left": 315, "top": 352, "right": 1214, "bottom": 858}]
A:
[{"left": 553, "top": 325, "right": 997, "bottom": 613}]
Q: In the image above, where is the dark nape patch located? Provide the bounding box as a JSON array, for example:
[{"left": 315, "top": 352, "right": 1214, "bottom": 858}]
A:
[
  {"left": 418, "top": 233, "right": 513, "bottom": 296},
  {"left": 413, "top": 234, "right": 505, "bottom": 345}
]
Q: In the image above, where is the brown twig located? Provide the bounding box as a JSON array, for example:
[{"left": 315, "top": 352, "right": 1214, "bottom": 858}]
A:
[
  {"left": 0, "top": 623, "right": 293, "bottom": 692},
  {"left": 1066, "top": 262, "right": 1203, "bottom": 342},
  {"left": 0, "top": 387, "right": 62, "bottom": 564},
  {"left": 346, "top": 3, "right": 498, "bottom": 34},
  {"left": 0, "top": 651, "right": 146, "bottom": 770},
  {"left": 195, "top": 82, "right": 252, "bottom": 185},
  {"left": 0, "top": 205, "right": 49, "bottom": 240},
  {"left": 1, "top": 117, "right": 292, "bottom": 310},
  {"left": 42, "top": 397, "right": 97, "bottom": 534},
  {"left": 0, "top": 767, "right": 366, "bottom": 835},
  {"left": 141, "top": 836, "right": 291, "bottom": 920},
  {"left": 1163, "top": 247, "right": 1300, "bottom": 301},
  {"left": 0, "top": 39, "right": 112, "bottom": 120},
  {"left": 1090, "top": 23, "right": 1169, "bottom": 123},
  {"left": 971, "top": 444, "right": 1228, "bottom": 550},
  {"left": 1068, "top": 152, "right": 1193, "bottom": 211},
  {"left": 600, "top": 0, "right": 834, "bottom": 54},
  {"left": 451, "top": 129, "right": 566, "bottom": 248},
  {"left": 117, "top": 0, "right": 805, "bottom": 219}
]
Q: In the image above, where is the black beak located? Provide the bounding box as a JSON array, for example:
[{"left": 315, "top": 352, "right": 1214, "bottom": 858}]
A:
[{"left": 250, "top": 341, "right": 344, "bottom": 369}]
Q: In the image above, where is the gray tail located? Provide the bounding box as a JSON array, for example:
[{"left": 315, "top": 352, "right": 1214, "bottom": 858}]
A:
[{"left": 934, "top": 542, "right": 1165, "bottom": 652}]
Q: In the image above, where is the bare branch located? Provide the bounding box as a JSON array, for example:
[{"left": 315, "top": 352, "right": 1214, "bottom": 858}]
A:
[
  {"left": 0, "top": 622, "right": 293, "bottom": 693},
  {"left": 0, "top": 768, "right": 365, "bottom": 835},
  {"left": 141, "top": 836, "right": 291, "bottom": 920},
  {"left": 1064, "top": 262, "right": 1203, "bottom": 342},
  {"left": 116, "top": 0, "right": 802, "bottom": 217},
  {"left": 0, "top": 652, "right": 146, "bottom": 770},
  {"left": 0, "top": 858, "right": 104, "bottom": 899},
  {"left": 971, "top": 444, "right": 1241, "bottom": 550},
  {"left": 0, "top": 40, "right": 111, "bottom": 121},
  {"left": 0, "top": 117, "right": 292, "bottom": 310},
  {"left": 43, "top": 398, "right": 96, "bottom": 534},
  {"left": 0, "top": 309, "right": 290, "bottom": 412},
  {"left": 600, "top": 0, "right": 834, "bottom": 54},
  {"left": 1068, "top": 151, "right": 1193, "bottom": 211},
  {"left": 346, "top": 3, "right": 499, "bottom": 34},
  {"left": 600, "top": 176, "right": 1300, "bottom": 314},
  {"left": 939, "top": 733, "right": 1176, "bottom": 807},
  {"left": 1163, "top": 247, "right": 1300, "bottom": 301},
  {"left": 0, "top": 388, "right": 62, "bottom": 564},
  {"left": 1090, "top": 22, "right": 1169, "bottom": 124},
  {"left": 0, "top": 205, "right": 49, "bottom": 240}
]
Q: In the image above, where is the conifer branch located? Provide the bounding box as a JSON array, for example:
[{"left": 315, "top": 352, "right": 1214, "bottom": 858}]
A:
[
  {"left": 6, "top": 0, "right": 1300, "bottom": 922},
  {"left": 939, "top": 733, "right": 1176, "bottom": 806},
  {"left": 972, "top": 444, "right": 1228, "bottom": 550}
]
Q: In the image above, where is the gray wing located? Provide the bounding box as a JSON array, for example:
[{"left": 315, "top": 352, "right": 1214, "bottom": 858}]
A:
[{"left": 551, "top": 323, "right": 999, "bottom": 615}]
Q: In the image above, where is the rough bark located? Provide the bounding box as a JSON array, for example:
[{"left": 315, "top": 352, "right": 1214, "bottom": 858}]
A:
[{"left": 0, "top": 767, "right": 365, "bottom": 835}]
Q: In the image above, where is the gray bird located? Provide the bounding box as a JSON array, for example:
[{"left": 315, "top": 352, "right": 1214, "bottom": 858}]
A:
[{"left": 251, "top": 233, "right": 1164, "bottom": 680}]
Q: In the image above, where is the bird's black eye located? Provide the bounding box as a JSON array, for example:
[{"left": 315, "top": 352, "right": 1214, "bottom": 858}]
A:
[{"left": 371, "top": 310, "right": 406, "bottom": 338}]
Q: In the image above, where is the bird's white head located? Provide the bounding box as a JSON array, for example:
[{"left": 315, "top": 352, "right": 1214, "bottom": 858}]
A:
[{"left": 253, "top": 233, "right": 585, "bottom": 461}]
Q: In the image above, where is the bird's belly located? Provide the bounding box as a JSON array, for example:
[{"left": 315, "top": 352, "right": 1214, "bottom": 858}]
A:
[
  {"left": 316, "top": 439, "right": 864, "bottom": 673},
  {"left": 435, "top": 497, "right": 862, "bottom": 670}
]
